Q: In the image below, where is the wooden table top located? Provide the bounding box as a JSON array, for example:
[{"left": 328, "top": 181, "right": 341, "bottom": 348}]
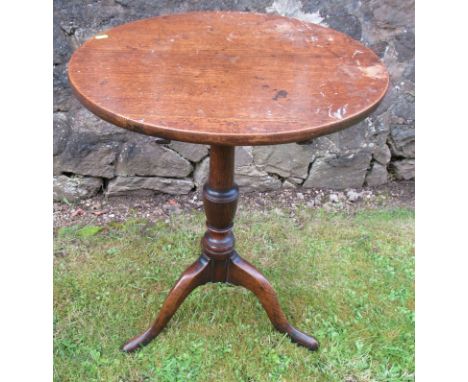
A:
[{"left": 68, "top": 12, "right": 389, "bottom": 146}]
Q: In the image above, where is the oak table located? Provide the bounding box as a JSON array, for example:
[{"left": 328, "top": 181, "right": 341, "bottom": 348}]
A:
[{"left": 68, "top": 11, "right": 389, "bottom": 352}]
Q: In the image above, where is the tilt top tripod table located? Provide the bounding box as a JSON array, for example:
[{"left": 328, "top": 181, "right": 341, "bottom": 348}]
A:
[{"left": 68, "top": 11, "right": 389, "bottom": 352}]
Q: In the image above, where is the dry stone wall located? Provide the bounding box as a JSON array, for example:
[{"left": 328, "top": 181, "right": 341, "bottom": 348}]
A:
[{"left": 53, "top": 0, "right": 415, "bottom": 201}]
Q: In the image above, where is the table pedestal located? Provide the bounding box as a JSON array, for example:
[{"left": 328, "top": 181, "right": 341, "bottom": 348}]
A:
[{"left": 122, "top": 145, "right": 319, "bottom": 352}]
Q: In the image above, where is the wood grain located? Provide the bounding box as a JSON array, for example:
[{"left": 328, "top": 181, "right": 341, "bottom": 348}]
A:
[{"left": 68, "top": 11, "right": 389, "bottom": 146}]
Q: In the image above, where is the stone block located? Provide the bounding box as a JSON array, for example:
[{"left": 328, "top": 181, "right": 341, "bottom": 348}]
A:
[
  {"left": 107, "top": 176, "right": 194, "bottom": 196},
  {"left": 391, "top": 159, "right": 415, "bottom": 180},
  {"left": 53, "top": 175, "right": 103, "bottom": 202},
  {"left": 116, "top": 142, "right": 192, "bottom": 178},
  {"left": 253, "top": 143, "right": 314, "bottom": 179},
  {"left": 366, "top": 162, "right": 388, "bottom": 186},
  {"left": 168, "top": 141, "right": 209, "bottom": 162},
  {"left": 303, "top": 151, "right": 371, "bottom": 189}
]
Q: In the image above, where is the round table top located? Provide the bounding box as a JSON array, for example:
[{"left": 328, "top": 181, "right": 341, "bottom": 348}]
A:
[{"left": 68, "top": 11, "right": 389, "bottom": 146}]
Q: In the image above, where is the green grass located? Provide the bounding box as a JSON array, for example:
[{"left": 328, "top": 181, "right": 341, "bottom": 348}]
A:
[{"left": 54, "top": 207, "right": 414, "bottom": 382}]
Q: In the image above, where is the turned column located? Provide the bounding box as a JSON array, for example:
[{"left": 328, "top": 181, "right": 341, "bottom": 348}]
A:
[{"left": 201, "top": 145, "right": 238, "bottom": 281}]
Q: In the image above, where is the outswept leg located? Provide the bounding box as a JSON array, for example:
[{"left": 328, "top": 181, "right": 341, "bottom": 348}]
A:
[
  {"left": 227, "top": 252, "right": 319, "bottom": 351},
  {"left": 122, "top": 255, "right": 211, "bottom": 352}
]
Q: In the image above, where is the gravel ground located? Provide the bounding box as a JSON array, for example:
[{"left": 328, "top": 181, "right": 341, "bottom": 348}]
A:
[{"left": 53, "top": 180, "right": 414, "bottom": 228}]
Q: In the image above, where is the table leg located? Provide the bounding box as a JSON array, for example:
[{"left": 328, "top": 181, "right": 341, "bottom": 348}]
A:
[
  {"left": 121, "top": 255, "right": 211, "bottom": 352},
  {"left": 122, "top": 145, "right": 319, "bottom": 352},
  {"left": 227, "top": 252, "right": 319, "bottom": 350}
]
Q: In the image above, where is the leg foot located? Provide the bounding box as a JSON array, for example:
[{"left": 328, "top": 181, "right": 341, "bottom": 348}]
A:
[
  {"left": 122, "top": 255, "right": 211, "bottom": 352},
  {"left": 227, "top": 253, "right": 319, "bottom": 351}
]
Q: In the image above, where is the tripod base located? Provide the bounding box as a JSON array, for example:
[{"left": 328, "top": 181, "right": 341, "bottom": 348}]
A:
[{"left": 122, "top": 252, "right": 318, "bottom": 352}]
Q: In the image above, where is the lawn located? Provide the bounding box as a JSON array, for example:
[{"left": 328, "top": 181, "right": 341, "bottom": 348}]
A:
[{"left": 54, "top": 206, "right": 414, "bottom": 382}]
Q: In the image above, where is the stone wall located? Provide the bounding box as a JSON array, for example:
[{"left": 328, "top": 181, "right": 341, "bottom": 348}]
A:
[{"left": 53, "top": 0, "right": 415, "bottom": 201}]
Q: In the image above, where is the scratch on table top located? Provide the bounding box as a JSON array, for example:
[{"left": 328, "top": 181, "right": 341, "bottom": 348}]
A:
[
  {"left": 328, "top": 104, "right": 348, "bottom": 120},
  {"left": 358, "top": 64, "right": 387, "bottom": 79},
  {"left": 352, "top": 50, "right": 363, "bottom": 58}
]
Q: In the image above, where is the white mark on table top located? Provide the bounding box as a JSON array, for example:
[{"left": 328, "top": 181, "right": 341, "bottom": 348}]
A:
[
  {"left": 352, "top": 50, "right": 363, "bottom": 58},
  {"left": 226, "top": 32, "right": 236, "bottom": 42},
  {"left": 275, "top": 22, "right": 296, "bottom": 34},
  {"left": 328, "top": 104, "right": 348, "bottom": 120},
  {"left": 358, "top": 64, "right": 387, "bottom": 79}
]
